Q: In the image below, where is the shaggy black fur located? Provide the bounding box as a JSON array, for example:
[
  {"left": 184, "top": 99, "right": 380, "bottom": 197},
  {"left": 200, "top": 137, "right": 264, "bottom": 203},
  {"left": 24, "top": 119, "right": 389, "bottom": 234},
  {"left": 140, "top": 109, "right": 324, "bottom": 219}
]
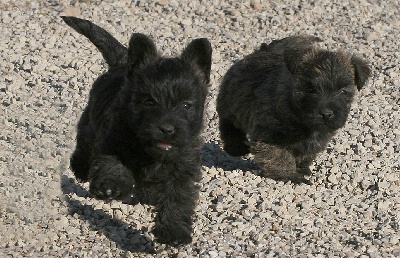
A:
[
  {"left": 217, "top": 35, "right": 371, "bottom": 184},
  {"left": 62, "top": 16, "right": 212, "bottom": 246}
]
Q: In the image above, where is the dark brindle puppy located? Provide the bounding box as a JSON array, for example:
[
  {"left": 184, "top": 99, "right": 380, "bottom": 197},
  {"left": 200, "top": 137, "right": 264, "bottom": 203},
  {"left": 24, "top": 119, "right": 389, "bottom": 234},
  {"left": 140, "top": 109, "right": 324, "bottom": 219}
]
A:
[
  {"left": 217, "top": 35, "right": 370, "bottom": 183},
  {"left": 62, "top": 16, "right": 212, "bottom": 246}
]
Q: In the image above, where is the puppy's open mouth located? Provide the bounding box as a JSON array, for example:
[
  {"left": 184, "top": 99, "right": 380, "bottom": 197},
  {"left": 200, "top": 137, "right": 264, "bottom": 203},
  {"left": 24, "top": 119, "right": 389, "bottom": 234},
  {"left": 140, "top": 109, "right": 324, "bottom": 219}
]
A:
[{"left": 156, "top": 141, "right": 173, "bottom": 150}]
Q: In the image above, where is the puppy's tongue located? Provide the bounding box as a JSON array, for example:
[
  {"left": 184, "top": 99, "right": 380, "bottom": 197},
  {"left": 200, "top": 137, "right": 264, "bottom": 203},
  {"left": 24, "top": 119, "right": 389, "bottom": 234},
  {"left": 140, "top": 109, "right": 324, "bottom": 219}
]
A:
[{"left": 156, "top": 141, "right": 173, "bottom": 150}]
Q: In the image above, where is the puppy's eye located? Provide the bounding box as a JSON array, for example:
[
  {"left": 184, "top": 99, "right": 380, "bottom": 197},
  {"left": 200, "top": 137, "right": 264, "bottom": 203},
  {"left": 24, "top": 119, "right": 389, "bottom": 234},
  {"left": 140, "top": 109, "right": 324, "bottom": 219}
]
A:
[
  {"left": 341, "top": 89, "right": 348, "bottom": 95},
  {"left": 143, "top": 98, "right": 156, "bottom": 107},
  {"left": 305, "top": 86, "right": 316, "bottom": 94},
  {"left": 304, "top": 87, "right": 315, "bottom": 93},
  {"left": 182, "top": 102, "right": 192, "bottom": 109}
]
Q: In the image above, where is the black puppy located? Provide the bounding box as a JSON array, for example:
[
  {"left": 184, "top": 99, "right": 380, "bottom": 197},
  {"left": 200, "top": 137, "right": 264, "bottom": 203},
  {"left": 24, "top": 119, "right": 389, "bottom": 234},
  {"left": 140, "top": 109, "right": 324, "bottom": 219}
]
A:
[
  {"left": 62, "top": 16, "right": 212, "bottom": 246},
  {"left": 217, "top": 35, "right": 370, "bottom": 183}
]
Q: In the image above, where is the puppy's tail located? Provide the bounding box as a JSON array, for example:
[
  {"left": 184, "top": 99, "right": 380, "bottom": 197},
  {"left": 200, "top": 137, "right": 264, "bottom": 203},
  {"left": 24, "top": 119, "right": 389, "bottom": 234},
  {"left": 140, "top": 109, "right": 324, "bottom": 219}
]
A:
[
  {"left": 259, "top": 35, "right": 322, "bottom": 54},
  {"left": 61, "top": 16, "right": 127, "bottom": 68}
]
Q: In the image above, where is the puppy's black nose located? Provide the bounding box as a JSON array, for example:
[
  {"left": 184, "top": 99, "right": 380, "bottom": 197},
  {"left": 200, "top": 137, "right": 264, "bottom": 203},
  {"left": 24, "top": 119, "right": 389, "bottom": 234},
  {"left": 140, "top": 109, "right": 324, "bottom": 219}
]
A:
[
  {"left": 320, "top": 109, "right": 334, "bottom": 120},
  {"left": 159, "top": 124, "right": 175, "bottom": 135}
]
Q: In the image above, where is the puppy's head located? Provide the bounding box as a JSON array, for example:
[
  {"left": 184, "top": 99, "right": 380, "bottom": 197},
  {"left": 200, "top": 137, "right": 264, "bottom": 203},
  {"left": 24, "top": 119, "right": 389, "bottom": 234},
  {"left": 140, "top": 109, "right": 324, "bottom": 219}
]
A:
[
  {"left": 284, "top": 48, "right": 371, "bottom": 132},
  {"left": 121, "top": 34, "right": 212, "bottom": 156}
]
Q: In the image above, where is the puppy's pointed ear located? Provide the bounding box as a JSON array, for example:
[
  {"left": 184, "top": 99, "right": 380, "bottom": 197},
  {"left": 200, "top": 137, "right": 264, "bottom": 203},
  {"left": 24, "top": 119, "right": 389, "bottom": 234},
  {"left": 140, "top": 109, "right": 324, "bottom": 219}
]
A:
[
  {"left": 181, "top": 38, "right": 212, "bottom": 84},
  {"left": 351, "top": 55, "right": 371, "bottom": 90},
  {"left": 128, "top": 33, "right": 158, "bottom": 73}
]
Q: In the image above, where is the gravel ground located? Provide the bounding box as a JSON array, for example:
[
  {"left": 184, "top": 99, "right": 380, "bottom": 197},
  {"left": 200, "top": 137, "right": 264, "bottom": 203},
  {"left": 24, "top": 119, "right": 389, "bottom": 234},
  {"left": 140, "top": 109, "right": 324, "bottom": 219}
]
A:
[{"left": 1, "top": 0, "right": 399, "bottom": 257}]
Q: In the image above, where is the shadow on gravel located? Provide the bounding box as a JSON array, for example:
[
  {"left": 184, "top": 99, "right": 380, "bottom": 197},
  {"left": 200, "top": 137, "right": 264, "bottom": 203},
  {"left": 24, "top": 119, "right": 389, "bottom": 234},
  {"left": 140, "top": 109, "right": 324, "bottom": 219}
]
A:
[
  {"left": 200, "top": 141, "right": 259, "bottom": 171},
  {"left": 60, "top": 175, "right": 156, "bottom": 254}
]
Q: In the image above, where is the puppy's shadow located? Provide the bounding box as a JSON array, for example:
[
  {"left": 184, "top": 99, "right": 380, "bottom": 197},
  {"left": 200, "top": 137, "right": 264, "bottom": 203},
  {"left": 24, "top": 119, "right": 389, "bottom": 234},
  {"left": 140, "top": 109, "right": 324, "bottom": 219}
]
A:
[
  {"left": 60, "top": 175, "right": 156, "bottom": 254},
  {"left": 200, "top": 141, "right": 259, "bottom": 171}
]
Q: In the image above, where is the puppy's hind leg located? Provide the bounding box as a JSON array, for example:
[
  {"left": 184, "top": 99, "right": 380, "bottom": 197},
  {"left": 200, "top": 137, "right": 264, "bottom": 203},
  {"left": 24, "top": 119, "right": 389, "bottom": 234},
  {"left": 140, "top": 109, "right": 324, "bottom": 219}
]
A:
[
  {"left": 219, "top": 118, "right": 250, "bottom": 157},
  {"left": 70, "top": 144, "right": 91, "bottom": 182},
  {"left": 70, "top": 109, "right": 92, "bottom": 182}
]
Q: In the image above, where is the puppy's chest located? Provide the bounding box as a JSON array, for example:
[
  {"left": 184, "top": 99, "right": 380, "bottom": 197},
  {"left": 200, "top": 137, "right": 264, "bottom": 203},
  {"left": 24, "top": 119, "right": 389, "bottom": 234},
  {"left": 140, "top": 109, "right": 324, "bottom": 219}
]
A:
[
  {"left": 288, "top": 131, "right": 332, "bottom": 155},
  {"left": 138, "top": 162, "right": 171, "bottom": 182}
]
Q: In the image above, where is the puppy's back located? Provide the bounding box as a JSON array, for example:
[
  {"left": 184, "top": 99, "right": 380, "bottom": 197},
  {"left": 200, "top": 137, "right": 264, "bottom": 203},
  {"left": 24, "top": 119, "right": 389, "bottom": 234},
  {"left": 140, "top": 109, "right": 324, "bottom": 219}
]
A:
[{"left": 258, "top": 35, "right": 322, "bottom": 54}]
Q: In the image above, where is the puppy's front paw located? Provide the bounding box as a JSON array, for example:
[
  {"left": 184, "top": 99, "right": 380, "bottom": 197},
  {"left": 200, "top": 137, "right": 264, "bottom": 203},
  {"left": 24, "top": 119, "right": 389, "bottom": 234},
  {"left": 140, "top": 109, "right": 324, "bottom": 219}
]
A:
[
  {"left": 152, "top": 224, "right": 192, "bottom": 247},
  {"left": 90, "top": 178, "right": 129, "bottom": 200},
  {"left": 297, "top": 167, "right": 312, "bottom": 175},
  {"left": 224, "top": 141, "right": 250, "bottom": 157},
  {"left": 89, "top": 164, "right": 134, "bottom": 201}
]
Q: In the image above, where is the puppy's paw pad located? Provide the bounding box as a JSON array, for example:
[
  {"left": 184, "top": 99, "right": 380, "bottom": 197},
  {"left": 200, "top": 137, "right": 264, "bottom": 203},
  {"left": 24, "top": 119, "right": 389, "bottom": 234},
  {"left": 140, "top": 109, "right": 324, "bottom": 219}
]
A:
[
  {"left": 170, "top": 237, "right": 192, "bottom": 247},
  {"left": 90, "top": 179, "right": 127, "bottom": 201},
  {"left": 156, "top": 235, "right": 192, "bottom": 247},
  {"left": 152, "top": 226, "right": 192, "bottom": 246},
  {"left": 297, "top": 167, "right": 312, "bottom": 175}
]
